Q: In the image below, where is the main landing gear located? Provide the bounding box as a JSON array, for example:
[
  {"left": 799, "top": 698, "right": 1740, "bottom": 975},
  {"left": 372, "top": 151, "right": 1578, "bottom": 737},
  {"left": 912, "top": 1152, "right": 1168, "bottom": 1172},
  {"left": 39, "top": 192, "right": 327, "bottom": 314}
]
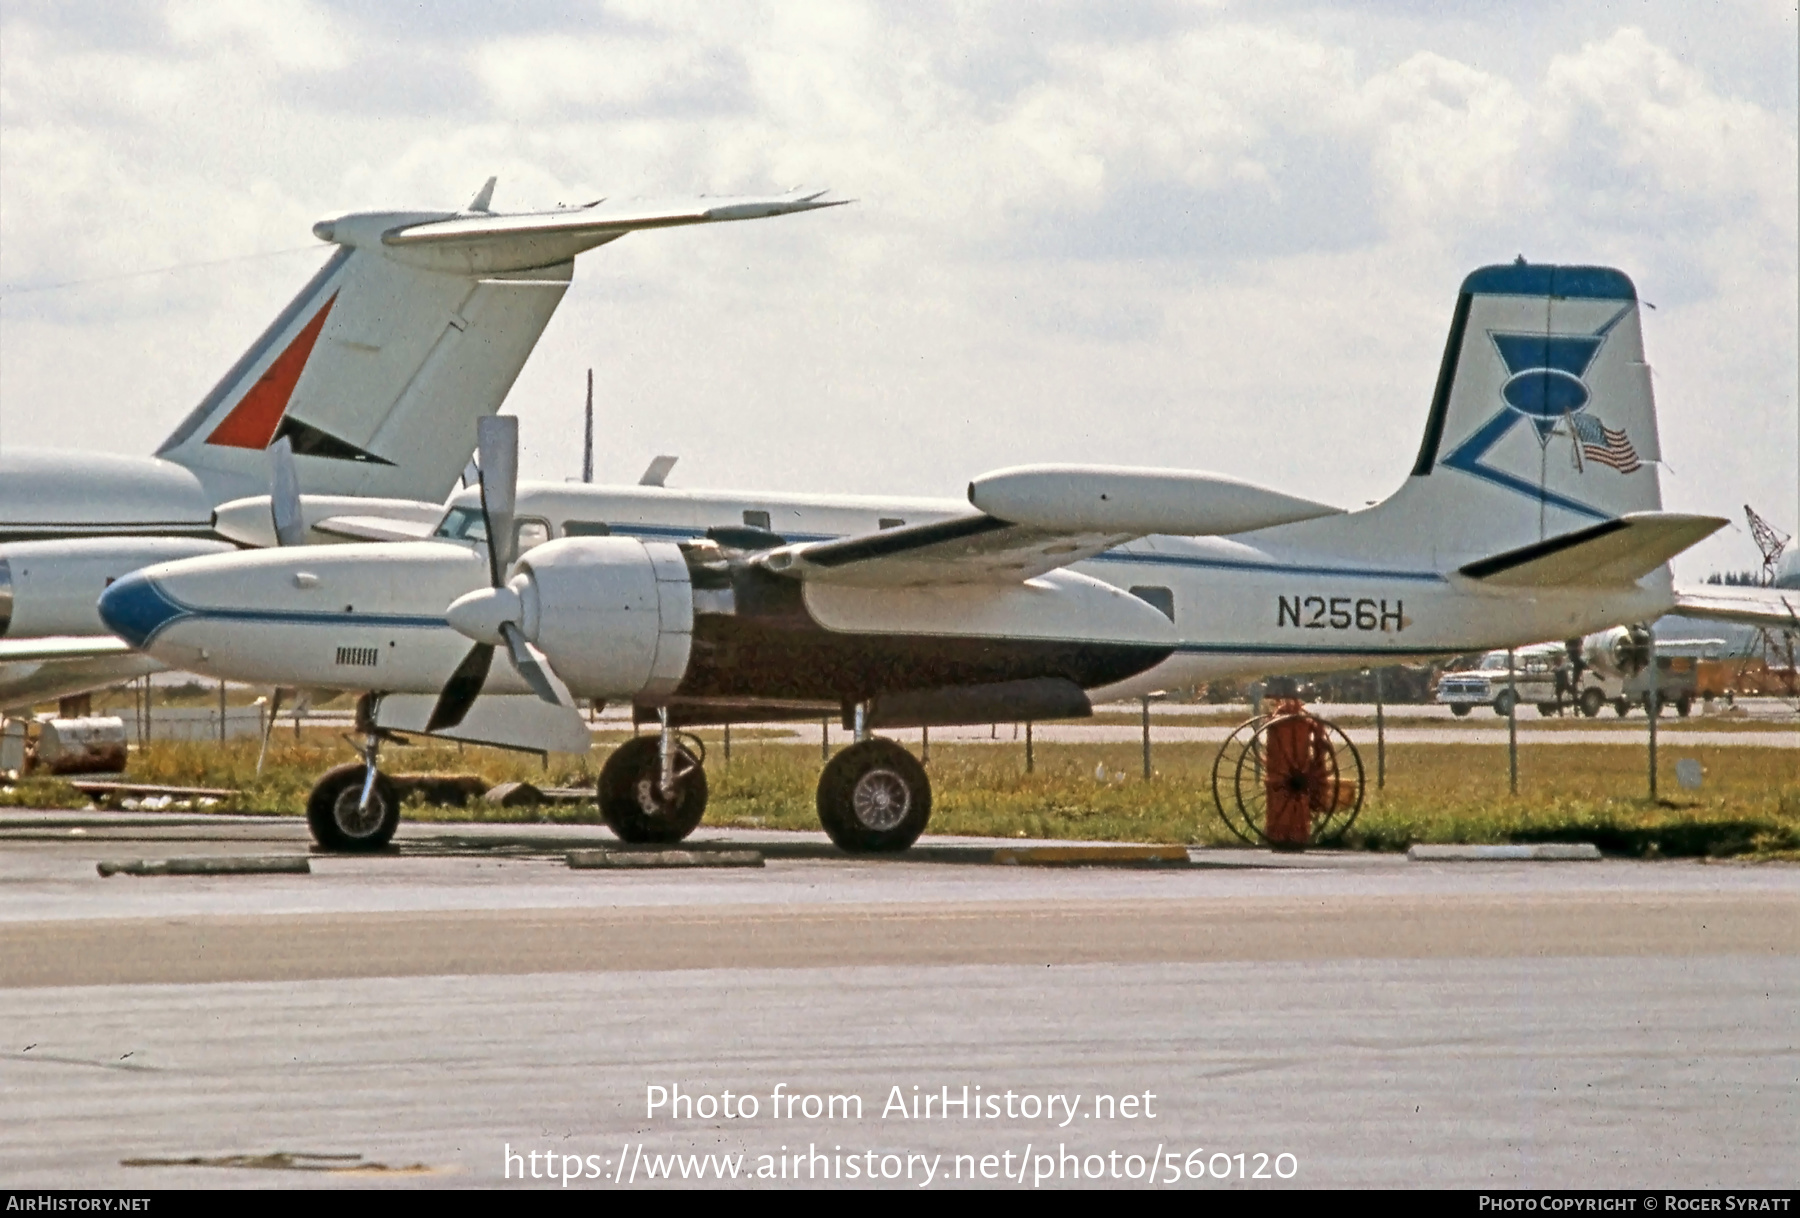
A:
[
  {"left": 816, "top": 704, "right": 932, "bottom": 853},
  {"left": 306, "top": 727, "right": 400, "bottom": 852},
  {"left": 595, "top": 704, "right": 934, "bottom": 854}
]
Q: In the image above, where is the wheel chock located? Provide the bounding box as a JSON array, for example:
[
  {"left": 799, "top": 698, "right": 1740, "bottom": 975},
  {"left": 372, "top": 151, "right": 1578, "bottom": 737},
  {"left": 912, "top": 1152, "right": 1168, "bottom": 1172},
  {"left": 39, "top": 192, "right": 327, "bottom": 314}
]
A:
[
  {"left": 991, "top": 844, "right": 1190, "bottom": 866},
  {"left": 97, "top": 856, "right": 312, "bottom": 877},
  {"left": 567, "top": 849, "right": 764, "bottom": 869}
]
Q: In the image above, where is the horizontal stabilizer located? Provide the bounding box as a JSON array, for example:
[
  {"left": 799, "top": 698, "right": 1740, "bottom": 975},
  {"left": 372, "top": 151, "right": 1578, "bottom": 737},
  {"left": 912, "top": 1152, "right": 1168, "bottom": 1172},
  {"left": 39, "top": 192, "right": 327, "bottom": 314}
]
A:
[
  {"left": 1671, "top": 586, "right": 1800, "bottom": 631},
  {"left": 1458, "top": 512, "right": 1725, "bottom": 588},
  {"left": 377, "top": 191, "right": 847, "bottom": 274},
  {"left": 374, "top": 693, "right": 592, "bottom": 754},
  {"left": 386, "top": 191, "right": 844, "bottom": 247}
]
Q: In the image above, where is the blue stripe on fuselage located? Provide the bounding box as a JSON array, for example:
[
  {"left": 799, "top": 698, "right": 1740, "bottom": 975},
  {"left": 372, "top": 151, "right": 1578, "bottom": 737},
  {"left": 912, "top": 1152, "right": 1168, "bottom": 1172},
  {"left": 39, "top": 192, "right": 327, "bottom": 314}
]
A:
[{"left": 98, "top": 571, "right": 448, "bottom": 647}]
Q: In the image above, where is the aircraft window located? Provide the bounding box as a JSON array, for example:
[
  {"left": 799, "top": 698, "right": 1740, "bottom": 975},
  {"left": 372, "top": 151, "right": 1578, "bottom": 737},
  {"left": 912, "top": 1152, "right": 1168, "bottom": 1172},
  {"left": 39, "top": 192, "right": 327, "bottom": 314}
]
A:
[
  {"left": 742, "top": 510, "right": 771, "bottom": 531},
  {"left": 435, "top": 506, "right": 487, "bottom": 542},
  {"left": 879, "top": 518, "right": 905, "bottom": 529},
  {"left": 1129, "top": 585, "right": 1176, "bottom": 622},
  {"left": 516, "top": 518, "right": 550, "bottom": 552},
  {"left": 563, "top": 521, "right": 612, "bottom": 537}
]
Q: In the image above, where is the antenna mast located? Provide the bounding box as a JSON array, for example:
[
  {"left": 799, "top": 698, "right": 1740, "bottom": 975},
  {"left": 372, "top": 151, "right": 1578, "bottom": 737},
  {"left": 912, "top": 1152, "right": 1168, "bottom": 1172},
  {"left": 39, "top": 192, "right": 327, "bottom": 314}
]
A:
[
  {"left": 582, "top": 369, "right": 594, "bottom": 484},
  {"left": 1745, "top": 504, "right": 1789, "bottom": 587}
]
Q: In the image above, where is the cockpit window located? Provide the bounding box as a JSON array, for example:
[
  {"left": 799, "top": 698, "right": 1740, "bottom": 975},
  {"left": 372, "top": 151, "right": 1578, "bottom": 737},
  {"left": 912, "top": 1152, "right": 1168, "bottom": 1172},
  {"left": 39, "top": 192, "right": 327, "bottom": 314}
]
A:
[
  {"left": 435, "top": 506, "right": 487, "bottom": 542},
  {"left": 433, "top": 509, "right": 549, "bottom": 553}
]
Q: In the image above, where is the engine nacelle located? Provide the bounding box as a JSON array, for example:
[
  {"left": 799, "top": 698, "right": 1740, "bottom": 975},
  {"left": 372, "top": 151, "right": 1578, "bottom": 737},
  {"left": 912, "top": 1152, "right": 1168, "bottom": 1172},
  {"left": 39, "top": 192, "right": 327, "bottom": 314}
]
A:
[
  {"left": 0, "top": 537, "right": 236, "bottom": 638},
  {"left": 513, "top": 537, "right": 693, "bottom": 702},
  {"left": 1582, "top": 623, "right": 1653, "bottom": 679}
]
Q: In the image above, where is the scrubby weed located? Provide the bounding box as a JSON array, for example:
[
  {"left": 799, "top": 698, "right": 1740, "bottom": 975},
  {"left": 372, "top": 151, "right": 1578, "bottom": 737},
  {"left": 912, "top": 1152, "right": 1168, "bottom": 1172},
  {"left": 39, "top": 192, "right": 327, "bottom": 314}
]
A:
[{"left": 4, "top": 732, "right": 1795, "bottom": 858}]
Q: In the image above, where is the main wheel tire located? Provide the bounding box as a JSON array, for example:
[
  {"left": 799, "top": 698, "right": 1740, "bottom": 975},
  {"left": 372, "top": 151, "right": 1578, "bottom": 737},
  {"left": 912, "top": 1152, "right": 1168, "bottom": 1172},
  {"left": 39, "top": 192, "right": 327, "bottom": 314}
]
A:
[
  {"left": 1492, "top": 690, "right": 1517, "bottom": 717},
  {"left": 1579, "top": 688, "right": 1605, "bottom": 718},
  {"left": 1449, "top": 704, "right": 1472, "bottom": 718},
  {"left": 598, "top": 736, "right": 708, "bottom": 844},
  {"left": 306, "top": 762, "right": 401, "bottom": 851},
  {"left": 817, "top": 739, "right": 932, "bottom": 853}
]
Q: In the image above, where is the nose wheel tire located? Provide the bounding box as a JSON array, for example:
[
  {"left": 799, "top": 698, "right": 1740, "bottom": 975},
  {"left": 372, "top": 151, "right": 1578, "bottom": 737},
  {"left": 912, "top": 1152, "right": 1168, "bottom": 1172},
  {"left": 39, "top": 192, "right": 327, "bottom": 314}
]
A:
[
  {"left": 817, "top": 739, "right": 931, "bottom": 853},
  {"left": 306, "top": 761, "right": 401, "bottom": 852},
  {"left": 599, "top": 735, "right": 708, "bottom": 844}
]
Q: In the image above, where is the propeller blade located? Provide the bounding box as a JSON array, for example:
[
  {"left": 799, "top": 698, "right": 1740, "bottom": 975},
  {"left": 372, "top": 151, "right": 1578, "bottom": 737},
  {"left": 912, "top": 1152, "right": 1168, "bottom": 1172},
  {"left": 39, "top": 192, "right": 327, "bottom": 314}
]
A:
[
  {"left": 476, "top": 416, "right": 518, "bottom": 586},
  {"left": 426, "top": 642, "right": 496, "bottom": 732},
  {"left": 268, "top": 436, "right": 306, "bottom": 547},
  {"left": 500, "top": 621, "right": 574, "bottom": 709}
]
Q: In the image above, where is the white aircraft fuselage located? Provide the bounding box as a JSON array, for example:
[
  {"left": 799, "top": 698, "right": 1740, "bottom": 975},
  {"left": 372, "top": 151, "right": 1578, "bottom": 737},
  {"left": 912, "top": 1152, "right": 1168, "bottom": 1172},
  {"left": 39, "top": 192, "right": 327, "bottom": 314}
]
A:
[{"left": 100, "top": 476, "right": 1678, "bottom": 716}]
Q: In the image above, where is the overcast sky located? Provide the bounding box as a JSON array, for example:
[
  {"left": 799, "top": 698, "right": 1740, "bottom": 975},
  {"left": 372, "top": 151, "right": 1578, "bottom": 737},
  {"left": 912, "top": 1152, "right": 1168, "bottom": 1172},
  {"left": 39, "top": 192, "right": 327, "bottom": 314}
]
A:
[{"left": 2, "top": 0, "right": 1794, "bottom": 579}]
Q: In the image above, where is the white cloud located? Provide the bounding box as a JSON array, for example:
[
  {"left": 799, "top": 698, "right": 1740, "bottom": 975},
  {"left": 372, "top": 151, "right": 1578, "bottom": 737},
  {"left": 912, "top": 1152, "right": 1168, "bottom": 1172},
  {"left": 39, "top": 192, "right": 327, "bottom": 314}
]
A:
[
  {"left": 473, "top": 32, "right": 747, "bottom": 119},
  {"left": 165, "top": 0, "right": 350, "bottom": 72}
]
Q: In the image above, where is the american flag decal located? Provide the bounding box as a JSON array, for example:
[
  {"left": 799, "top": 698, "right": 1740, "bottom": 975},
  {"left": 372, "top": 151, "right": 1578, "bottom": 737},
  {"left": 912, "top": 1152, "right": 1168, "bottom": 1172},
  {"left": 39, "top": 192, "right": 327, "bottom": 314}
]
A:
[{"left": 1570, "top": 413, "right": 1641, "bottom": 474}]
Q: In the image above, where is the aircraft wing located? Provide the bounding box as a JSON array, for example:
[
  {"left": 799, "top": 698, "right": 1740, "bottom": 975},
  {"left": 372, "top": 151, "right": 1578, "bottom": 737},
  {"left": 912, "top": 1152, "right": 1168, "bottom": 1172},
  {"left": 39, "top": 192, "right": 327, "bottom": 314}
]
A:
[
  {"left": 1671, "top": 585, "right": 1800, "bottom": 631},
  {"left": 1, "top": 637, "right": 161, "bottom": 714},
  {"left": 756, "top": 464, "right": 1342, "bottom": 588},
  {"left": 1457, "top": 512, "right": 1727, "bottom": 588},
  {"left": 0, "top": 635, "right": 136, "bottom": 663},
  {"left": 310, "top": 515, "right": 438, "bottom": 543},
  {"left": 758, "top": 514, "right": 1135, "bottom": 587}
]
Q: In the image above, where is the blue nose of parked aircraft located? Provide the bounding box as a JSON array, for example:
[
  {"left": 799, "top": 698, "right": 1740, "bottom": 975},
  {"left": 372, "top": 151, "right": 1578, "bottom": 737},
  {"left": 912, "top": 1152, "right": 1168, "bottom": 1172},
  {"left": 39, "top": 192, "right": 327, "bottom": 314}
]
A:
[{"left": 97, "top": 570, "right": 189, "bottom": 649}]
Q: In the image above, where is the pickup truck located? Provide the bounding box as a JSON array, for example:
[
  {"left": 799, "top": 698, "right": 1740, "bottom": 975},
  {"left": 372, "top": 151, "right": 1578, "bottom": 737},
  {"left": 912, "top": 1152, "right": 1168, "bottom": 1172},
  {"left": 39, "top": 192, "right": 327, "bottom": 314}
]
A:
[{"left": 1435, "top": 642, "right": 1713, "bottom": 718}]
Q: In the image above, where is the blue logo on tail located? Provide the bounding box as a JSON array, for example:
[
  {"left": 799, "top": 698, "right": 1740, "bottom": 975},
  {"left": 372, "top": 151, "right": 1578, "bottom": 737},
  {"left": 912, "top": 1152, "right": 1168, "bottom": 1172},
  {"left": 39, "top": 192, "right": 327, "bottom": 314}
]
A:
[{"left": 1441, "top": 305, "right": 1637, "bottom": 521}]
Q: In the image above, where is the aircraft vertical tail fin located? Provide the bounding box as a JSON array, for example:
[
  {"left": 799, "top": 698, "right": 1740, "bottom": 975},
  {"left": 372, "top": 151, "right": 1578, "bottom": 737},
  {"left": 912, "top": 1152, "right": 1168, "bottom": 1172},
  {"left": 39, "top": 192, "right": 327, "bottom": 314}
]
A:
[
  {"left": 154, "top": 214, "right": 571, "bottom": 505},
  {"left": 154, "top": 188, "right": 846, "bottom": 507},
  {"left": 1335, "top": 263, "right": 1667, "bottom": 568}
]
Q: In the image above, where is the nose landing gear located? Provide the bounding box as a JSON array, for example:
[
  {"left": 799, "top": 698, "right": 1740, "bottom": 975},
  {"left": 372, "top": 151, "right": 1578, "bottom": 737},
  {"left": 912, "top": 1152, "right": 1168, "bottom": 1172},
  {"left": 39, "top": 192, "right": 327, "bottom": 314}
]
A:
[
  {"left": 600, "top": 710, "right": 710, "bottom": 843},
  {"left": 306, "top": 726, "right": 400, "bottom": 851}
]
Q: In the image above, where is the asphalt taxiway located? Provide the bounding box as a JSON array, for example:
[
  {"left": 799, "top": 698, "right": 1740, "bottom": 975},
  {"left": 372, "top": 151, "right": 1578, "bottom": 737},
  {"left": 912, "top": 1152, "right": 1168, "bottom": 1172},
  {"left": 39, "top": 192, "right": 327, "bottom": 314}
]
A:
[{"left": 1, "top": 812, "right": 1794, "bottom": 1189}]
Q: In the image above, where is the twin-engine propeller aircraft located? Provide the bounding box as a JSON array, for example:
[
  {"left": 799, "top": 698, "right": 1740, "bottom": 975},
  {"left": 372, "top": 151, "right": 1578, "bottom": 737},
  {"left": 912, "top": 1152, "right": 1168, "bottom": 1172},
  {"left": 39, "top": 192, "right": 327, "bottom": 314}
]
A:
[
  {"left": 102, "top": 262, "right": 1767, "bottom": 854},
  {"left": 0, "top": 181, "right": 842, "bottom": 712}
]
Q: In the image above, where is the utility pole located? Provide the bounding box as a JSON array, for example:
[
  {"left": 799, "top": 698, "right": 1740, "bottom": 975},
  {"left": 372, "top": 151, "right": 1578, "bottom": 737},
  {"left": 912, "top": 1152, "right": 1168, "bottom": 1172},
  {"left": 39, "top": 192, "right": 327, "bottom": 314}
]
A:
[
  {"left": 1506, "top": 649, "right": 1519, "bottom": 795},
  {"left": 582, "top": 368, "right": 595, "bottom": 483},
  {"left": 1374, "top": 668, "right": 1386, "bottom": 790},
  {"left": 1140, "top": 695, "right": 1152, "bottom": 780},
  {"left": 1647, "top": 637, "right": 1660, "bottom": 799}
]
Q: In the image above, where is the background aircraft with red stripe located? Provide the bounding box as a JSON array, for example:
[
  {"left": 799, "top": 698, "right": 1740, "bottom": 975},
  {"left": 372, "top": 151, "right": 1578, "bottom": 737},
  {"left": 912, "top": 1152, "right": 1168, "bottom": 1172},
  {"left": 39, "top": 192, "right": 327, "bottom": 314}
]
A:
[{"left": 0, "top": 181, "right": 842, "bottom": 712}]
